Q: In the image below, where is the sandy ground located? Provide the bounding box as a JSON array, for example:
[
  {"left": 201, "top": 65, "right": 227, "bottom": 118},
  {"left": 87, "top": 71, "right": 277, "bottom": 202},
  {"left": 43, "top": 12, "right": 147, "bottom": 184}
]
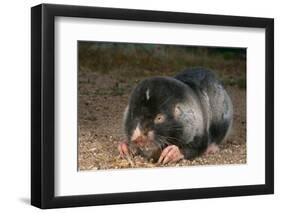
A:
[{"left": 78, "top": 72, "right": 246, "bottom": 171}]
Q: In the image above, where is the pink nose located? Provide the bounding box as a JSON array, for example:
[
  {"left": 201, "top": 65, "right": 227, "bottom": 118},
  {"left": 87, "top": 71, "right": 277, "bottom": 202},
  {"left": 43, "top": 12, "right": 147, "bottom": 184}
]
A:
[{"left": 132, "top": 136, "right": 147, "bottom": 146}]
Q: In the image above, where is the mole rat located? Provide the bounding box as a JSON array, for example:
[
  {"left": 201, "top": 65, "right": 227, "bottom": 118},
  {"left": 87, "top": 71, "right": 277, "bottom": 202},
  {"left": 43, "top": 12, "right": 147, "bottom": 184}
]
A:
[{"left": 118, "top": 68, "right": 233, "bottom": 164}]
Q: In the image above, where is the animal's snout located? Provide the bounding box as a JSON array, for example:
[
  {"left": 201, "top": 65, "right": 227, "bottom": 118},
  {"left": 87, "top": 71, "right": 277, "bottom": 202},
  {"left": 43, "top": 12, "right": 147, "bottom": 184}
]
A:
[
  {"left": 131, "top": 123, "right": 155, "bottom": 146},
  {"left": 132, "top": 136, "right": 148, "bottom": 146}
]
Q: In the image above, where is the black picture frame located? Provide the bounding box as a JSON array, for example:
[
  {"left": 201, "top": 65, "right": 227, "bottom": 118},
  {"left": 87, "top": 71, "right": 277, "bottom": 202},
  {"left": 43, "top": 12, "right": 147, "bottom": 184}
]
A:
[{"left": 31, "top": 3, "right": 274, "bottom": 209}]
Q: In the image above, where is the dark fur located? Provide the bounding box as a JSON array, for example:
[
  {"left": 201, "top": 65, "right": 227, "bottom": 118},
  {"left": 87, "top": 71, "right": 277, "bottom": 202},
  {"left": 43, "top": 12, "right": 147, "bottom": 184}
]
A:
[
  {"left": 124, "top": 68, "right": 233, "bottom": 160},
  {"left": 175, "top": 68, "right": 233, "bottom": 145}
]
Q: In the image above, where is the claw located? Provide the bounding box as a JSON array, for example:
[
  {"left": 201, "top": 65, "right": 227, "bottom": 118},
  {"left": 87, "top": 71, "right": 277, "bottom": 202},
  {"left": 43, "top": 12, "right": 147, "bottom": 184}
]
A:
[
  {"left": 118, "top": 142, "right": 129, "bottom": 158},
  {"left": 117, "top": 141, "right": 135, "bottom": 166},
  {"left": 158, "top": 145, "right": 184, "bottom": 164}
]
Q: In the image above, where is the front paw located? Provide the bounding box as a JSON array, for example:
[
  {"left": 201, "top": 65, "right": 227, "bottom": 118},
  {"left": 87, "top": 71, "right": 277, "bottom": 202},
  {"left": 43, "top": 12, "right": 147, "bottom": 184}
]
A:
[
  {"left": 118, "top": 141, "right": 130, "bottom": 158},
  {"left": 117, "top": 141, "right": 136, "bottom": 166},
  {"left": 157, "top": 145, "right": 184, "bottom": 164}
]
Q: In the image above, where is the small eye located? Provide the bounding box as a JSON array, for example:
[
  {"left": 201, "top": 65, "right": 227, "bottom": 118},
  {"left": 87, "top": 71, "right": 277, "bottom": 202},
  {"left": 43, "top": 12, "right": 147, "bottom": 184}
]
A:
[{"left": 154, "top": 114, "right": 166, "bottom": 124}]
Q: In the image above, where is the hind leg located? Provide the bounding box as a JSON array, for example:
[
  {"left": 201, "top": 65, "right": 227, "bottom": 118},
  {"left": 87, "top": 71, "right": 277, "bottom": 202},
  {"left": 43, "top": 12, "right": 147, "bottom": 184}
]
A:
[{"left": 204, "top": 143, "right": 220, "bottom": 155}]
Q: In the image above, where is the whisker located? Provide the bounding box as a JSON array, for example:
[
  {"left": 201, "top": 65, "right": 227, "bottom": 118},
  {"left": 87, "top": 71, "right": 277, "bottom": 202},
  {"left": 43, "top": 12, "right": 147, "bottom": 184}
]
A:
[
  {"left": 156, "top": 134, "right": 184, "bottom": 143},
  {"left": 155, "top": 137, "right": 171, "bottom": 147},
  {"left": 163, "top": 127, "right": 183, "bottom": 130}
]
